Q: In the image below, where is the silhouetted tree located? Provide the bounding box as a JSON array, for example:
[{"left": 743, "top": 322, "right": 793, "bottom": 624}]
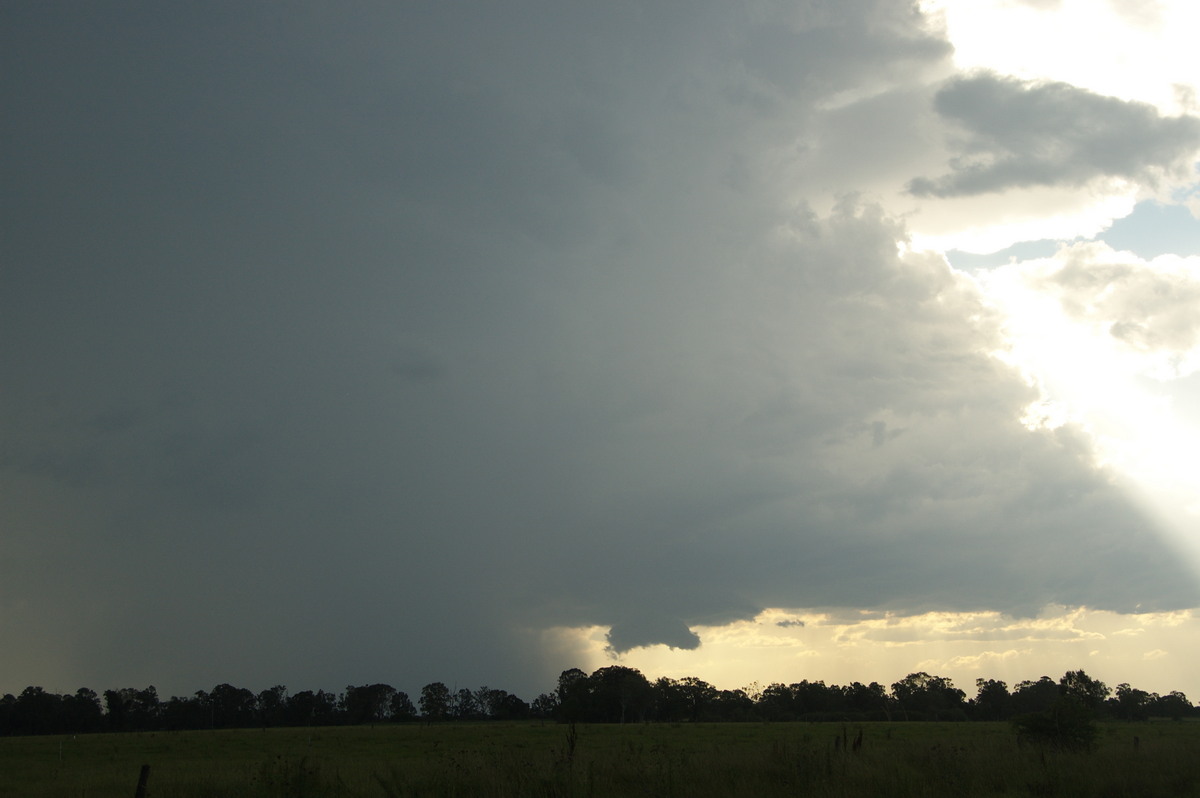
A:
[
  {"left": 891, "top": 673, "right": 966, "bottom": 721},
  {"left": 652, "top": 677, "right": 687, "bottom": 722},
  {"left": 389, "top": 691, "right": 417, "bottom": 721},
  {"left": 1012, "top": 676, "right": 1058, "bottom": 715},
  {"left": 494, "top": 690, "right": 531, "bottom": 719},
  {"left": 287, "top": 690, "right": 338, "bottom": 726},
  {"left": 531, "top": 692, "right": 558, "bottom": 719},
  {"left": 473, "top": 686, "right": 495, "bottom": 718},
  {"left": 0, "top": 666, "right": 1191, "bottom": 735},
  {"left": 1110, "top": 683, "right": 1152, "bottom": 721},
  {"left": 588, "top": 666, "right": 654, "bottom": 723},
  {"left": 312, "top": 689, "right": 339, "bottom": 725},
  {"left": 419, "top": 682, "right": 451, "bottom": 721},
  {"left": 472, "top": 687, "right": 528, "bottom": 720},
  {"left": 842, "top": 681, "right": 891, "bottom": 720},
  {"left": 972, "top": 679, "right": 1012, "bottom": 721},
  {"left": 0, "top": 694, "right": 14, "bottom": 735},
  {"left": 1011, "top": 670, "right": 1110, "bottom": 752},
  {"left": 13, "top": 687, "right": 62, "bottom": 735},
  {"left": 713, "top": 688, "right": 756, "bottom": 721},
  {"left": 1151, "top": 690, "right": 1194, "bottom": 719},
  {"left": 104, "top": 686, "right": 160, "bottom": 732},
  {"left": 343, "top": 684, "right": 397, "bottom": 725},
  {"left": 794, "top": 680, "right": 842, "bottom": 718},
  {"left": 161, "top": 694, "right": 206, "bottom": 730},
  {"left": 757, "top": 683, "right": 796, "bottom": 721},
  {"left": 555, "top": 668, "right": 590, "bottom": 722},
  {"left": 204, "top": 684, "right": 256, "bottom": 728},
  {"left": 1058, "top": 670, "right": 1109, "bottom": 713},
  {"left": 752, "top": 680, "right": 845, "bottom": 721},
  {"left": 257, "top": 685, "right": 288, "bottom": 727},
  {"left": 451, "top": 687, "right": 479, "bottom": 720},
  {"left": 59, "top": 688, "right": 103, "bottom": 733}
]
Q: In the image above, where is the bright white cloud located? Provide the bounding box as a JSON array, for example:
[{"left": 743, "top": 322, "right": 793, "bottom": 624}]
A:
[
  {"left": 905, "top": 0, "right": 1200, "bottom": 253},
  {"left": 928, "top": 0, "right": 1200, "bottom": 114}
]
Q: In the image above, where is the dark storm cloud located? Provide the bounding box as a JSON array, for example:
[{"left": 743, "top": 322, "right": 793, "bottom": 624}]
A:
[
  {"left": 2, "top": 2, "right": 1196, "bottom": 698},
  {"left": 605, "top": 613, "right": 702, "bottom": 653},
  {"left": 908, "top": 73, "right": 1200, "bottom": 197}
]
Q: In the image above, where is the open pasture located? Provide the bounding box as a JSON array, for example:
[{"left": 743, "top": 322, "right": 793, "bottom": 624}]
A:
[{"left": 3, "top": 720, "right": 1198, "bottom": 797}]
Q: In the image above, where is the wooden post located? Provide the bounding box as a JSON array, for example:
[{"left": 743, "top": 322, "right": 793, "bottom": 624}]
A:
[{"left": 134, "top": 764, "right": 151, "bottom": 798}]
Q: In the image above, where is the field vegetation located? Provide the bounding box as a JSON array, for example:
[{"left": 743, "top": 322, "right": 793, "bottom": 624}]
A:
[{"left": 3, "top": 719, "right": 1199, "bottom": 797}]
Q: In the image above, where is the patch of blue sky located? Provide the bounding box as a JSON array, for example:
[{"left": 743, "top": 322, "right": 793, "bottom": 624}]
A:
[
  {"left": 1101, "top": 197, "right": 1200, "bottom": 259},
  {"left": 945, "top": 192, "right": 1200, "bottom": 271},
  {"left": 943, "top": 239, "right": 1062, "bottom": 270}
]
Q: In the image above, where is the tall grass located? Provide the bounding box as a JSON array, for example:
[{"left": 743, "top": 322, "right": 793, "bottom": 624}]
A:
[{"left": 2, "top": 720, "right": 1196, "bottom": 797}]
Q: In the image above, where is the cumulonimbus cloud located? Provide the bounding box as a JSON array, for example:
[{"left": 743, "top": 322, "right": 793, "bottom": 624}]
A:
[{"left": 3, "top": 0, "right": 1199, "bottom": 698}]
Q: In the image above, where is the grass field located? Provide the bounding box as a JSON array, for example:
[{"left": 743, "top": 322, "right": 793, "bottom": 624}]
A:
[{"left": 3, "top": 720, "right": 1198, "bottom": 797}]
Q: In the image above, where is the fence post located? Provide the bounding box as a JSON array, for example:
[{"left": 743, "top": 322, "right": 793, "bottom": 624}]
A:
[{"left": 134, "top": 764, "right": 151, "bottom": 798}]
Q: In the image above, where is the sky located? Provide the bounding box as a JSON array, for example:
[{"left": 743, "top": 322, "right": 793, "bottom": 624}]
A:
[{"left": 4, "top": 1, "right": 1200, "bottom": 703}]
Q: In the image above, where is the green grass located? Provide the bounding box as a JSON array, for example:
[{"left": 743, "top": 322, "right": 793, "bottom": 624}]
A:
[{"left": 3, "top": 721, "right": 1199, "bottom": 797}]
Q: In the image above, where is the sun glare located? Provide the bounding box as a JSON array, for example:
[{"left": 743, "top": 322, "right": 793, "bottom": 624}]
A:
[
  {"left": 918, "top": 0, "right": 1200, "bottom": 570},
  {"left": 928, "top": 0, "right": 1200, "bottom": 115},
  {"left": 978, "top": 253, "right": 1200, "bottom": 570}
]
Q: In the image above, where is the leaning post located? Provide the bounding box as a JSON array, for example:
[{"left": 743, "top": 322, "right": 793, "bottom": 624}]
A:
[{"left": 134, "top": 764, "right": 151, "bottom": 798}]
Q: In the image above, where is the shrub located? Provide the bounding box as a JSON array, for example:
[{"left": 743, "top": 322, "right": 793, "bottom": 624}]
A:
[{"left": 1012, "top": 698, "right": 1098, "bottom": 751}]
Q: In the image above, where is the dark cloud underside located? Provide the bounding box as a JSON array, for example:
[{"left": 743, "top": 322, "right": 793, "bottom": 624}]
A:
[{"left": 908, "top": 73, "right": 1200, "bottom": 197}]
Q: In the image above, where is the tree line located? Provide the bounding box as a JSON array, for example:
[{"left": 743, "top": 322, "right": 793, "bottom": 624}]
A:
[{"left": 1, "top": 666, "right": 1194, "bottom": 736}]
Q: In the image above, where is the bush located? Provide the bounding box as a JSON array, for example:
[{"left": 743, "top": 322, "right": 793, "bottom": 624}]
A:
[{"left": 1012, "top": 699, "right": 1098, "bottom": 751}]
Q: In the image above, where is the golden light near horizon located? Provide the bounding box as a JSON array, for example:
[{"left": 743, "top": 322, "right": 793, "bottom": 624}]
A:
[{"left": 585, "top": 605, "right": 1200, "bottom": 699}]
